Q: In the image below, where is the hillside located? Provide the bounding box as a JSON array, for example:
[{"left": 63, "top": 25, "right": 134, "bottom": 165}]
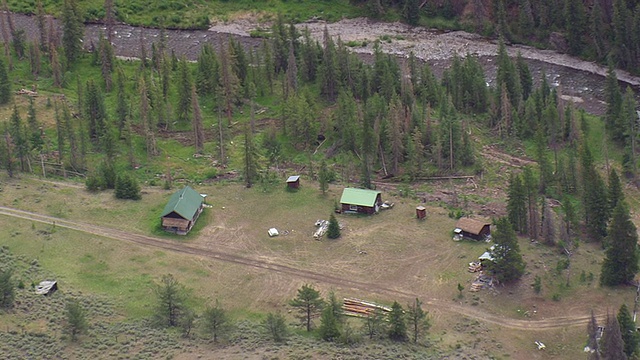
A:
[{"left": 0, "top": 1, "right": 639, "bottom": 359}]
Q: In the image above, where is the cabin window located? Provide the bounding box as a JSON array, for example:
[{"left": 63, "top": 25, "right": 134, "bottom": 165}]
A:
[{"left": 349, "top": 204, "right": 358, "bottom": 211}]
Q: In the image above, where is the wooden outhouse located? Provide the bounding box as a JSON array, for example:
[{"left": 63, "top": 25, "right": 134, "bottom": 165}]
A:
[
  {"left": 286, "top": 175, "right": 300, "bottom": 189},
  {"left": 416, "top": 206, "right": 426, "bottom": 219}
]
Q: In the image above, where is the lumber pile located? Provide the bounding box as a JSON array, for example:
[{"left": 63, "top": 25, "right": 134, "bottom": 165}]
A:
[
  {"left": 342, "top": 298, "right": 392, "bottom": 318},
  {"left": 469, "top": 274, "right": 493, "bottom": 292},
  {"left": 468, "top": 261, "right": 482, "bottom": 273},
  {"left": 16, "top": 88, "right": 37, "bottom": 96}
]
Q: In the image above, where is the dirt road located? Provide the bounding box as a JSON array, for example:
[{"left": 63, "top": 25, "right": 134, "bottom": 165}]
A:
[{"left": 0, "top": 204, "right": 603, "bottom": 331}]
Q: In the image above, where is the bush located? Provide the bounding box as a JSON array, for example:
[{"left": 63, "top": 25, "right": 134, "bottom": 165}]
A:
[
  {"left": 115, "top": 173, "right": 141, "bottom": 200},
  {"left": 85, "top": 173, "right": 103, "bottom": 192},
  {"left": 327, "top": 214, "right": 340, "bottom": 239}
]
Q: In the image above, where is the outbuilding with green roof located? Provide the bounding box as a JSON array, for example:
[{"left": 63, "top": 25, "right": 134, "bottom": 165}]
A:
[
  {"left": 161, "top": 186, "right": 205, "bottom": 235},
  {"left": 339, "top": 188, "right": 382, "bottom": 215}
]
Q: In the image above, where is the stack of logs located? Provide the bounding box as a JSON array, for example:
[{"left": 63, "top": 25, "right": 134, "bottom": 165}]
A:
[{"left": 342, "top": 298, "right": 392, "bottom": 317}]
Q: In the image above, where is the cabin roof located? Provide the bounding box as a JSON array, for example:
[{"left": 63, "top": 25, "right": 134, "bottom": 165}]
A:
[
  {"left": 455, "top": 218, "right": 491, "bottom": 235},
  {"left": 340, "top": 188, "right": 381, "bottom": 207},
  {"left": 161, "top": 186, "right": 204, "bottom": 220}
]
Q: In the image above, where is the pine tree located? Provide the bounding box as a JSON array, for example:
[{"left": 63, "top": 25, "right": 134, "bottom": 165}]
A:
[
  {"left": 327, "top": 213, "right": 341, "bottom": 239},
  {"left": 363, "top": 308, "right": 386, "bottom": 340},
  {"left": 202, "top": 300, "right": 231, "bottom": 343},
  {"left": 153, "top": 274, "right": 187, "bottom": 328},
  {"left": 115, "top": 67, "right": 128, "bottom": 134},
  {"left": 9, "top": 105, "right": 29, "bottom": 172},
  {"left": 50, "top": 46, "right": 62, "bottom": 87},
  {"left": 608, "top": 169, "right": 624, "bottom": 215},
  {"left": 84, "top": 80, "right": 107, "bottom": 145},
  {"left": 263, "top": 312, "right": 288, "bottom": 342},
  {"left": 26, "top": 97, "right": 43, "bottom": 154},
  {"left": 242, "top": 124, "right": 259, "bottom": 188},
  {"left": 191, "top": 85, "right": 204, "bottom": 154},
  {"left": 406, "top": 298, "right": 430, "bottom": 343},
  {"left": 218, "top": 41, "right": 240, "bottom": 126},
  {"left": 507, "top": 173, "right": 528, "bottom": 234},
  {"left": 99, "top": 33, "right": 114, "bottom": 92},
  {"left": 61, "top": 0, "right": 84, "bottom": 65},
  {"left": 601, "top": 312, "right": 627, "bottom": 360},
  {"left": 289, "top": 284, "right": 324, "bottom": 332},
  {"left": 601, "top": 202, "right": 639, "bottom": 286},
  {"left": 0, "top": 56, "right": 10, "bottom": 105},
  {"left": 114, "top": 173, "right": 141, "bottom": 200},
  {"left": 605, "top": 60, "right": 623, "bottom": 143},
  {"left": 36, "top": 0, "right": 47, "bottom": 52},
  {"left": 65, "top": 300, "right": 87, "bottom": 341},
  {"left": 319, "top": 159, "right": 330, "bottom": 194},
  {"left": 618, "top": 304, "right": 640, "bottom": 357},
  {"left": 488, "top": 217, "right": 526, "bottom": 283},
  {"left": 586, "top": 310, "right": 600, "bottom": 356},
  {"left": 564, "top": 0, "right": 587, "bottom": 56},
  {"left": 320, "top": 25, "right": 339, "bottom": 102},
  {"left": 0, "top": 268, "right": 14, "bottom": 309},
  {"left": 319, "top": 305, "right": 341, "bottom": 341},
  {"left": 387, "top": 301, "right": 408, "bottom": 342},
  {"left": 176, "top": 57, "right": 192, "bottom": 124},
  {"left": 196, "top": 44, "right": 219, "bottom": 96}
]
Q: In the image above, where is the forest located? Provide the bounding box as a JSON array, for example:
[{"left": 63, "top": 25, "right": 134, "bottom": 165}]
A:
[{"left": 0, "top": 0, "right": 639, "bottom": 358}]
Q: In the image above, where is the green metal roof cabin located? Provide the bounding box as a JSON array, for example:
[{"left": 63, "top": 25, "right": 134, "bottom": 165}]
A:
[
  {"left": 161, "top": 186, "right": 205, "bottom": 235},
  {"left": 339, "top": 188, "right": 382, "bottom": 214}
]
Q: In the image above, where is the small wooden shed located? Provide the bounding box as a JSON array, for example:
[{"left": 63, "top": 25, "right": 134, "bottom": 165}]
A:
[
  {"left": 161, "top": 186, "right": 205, "bottom": 235},
  {"left": 340, "top": 188, "right": 382, "bottom": 215},
  {"left": 454, "top": 218, "right": 491, "bottom": 241},
  {"left": 286, "top": 175, "right": 300, "bottom": 189},
  {"left": 416, "top": 206, "right": 426, "bottom": 219}
]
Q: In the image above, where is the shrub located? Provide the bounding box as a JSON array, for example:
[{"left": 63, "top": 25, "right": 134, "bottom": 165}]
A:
[{"left": 115, "top": 173, "right": 142, "bottom": 200}]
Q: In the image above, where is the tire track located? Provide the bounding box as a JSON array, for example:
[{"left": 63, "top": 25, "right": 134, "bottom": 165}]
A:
[{"left": 0, "top": 205, "right": 598, "bottom": 331}]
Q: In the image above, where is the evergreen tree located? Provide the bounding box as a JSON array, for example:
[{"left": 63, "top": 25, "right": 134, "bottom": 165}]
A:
[
  {"left": 84, "top": 80, "right": 107, "bottom": 145},
  {"left": 362, "top": 307, "right": 386, "bottom": 339},
  {"left": 0, "top": 268, "right": 14, "bottom": 309},
  {"left": 115, "top": 67, "right": 128, "bottom": 134},
  {"left": 36, "top": 0, "right": 47, "bottom": 52},
  {"left": 586, "top": 309, "right": 600, "bottom": 357},
  {"left": 564, "top": 0, "right": 587, "bottom": 56},
  {"left": 601, "top": 202, "right": 639, "bottom": 286},
  {"left": 320, "top": 26, "right": 339, "bottom": 102},
  {"left": 114, "top": 173, "right": 141, "bottom": 200},
  {"left": 153, "top": 274, "right": 187, "bottom": 328},
  {"left": 618, "top": 304, "right": 640, "bottom": 358},
  {"left": 218, "top": 41, "right": 240, "bottom": 126},
  {"left": 65, "top": 300, "right": 87, "bottom": 341},
  {"left": 263, "top": 312, "right": 288, "bottom": 342},
  {"left": 0, "top": 56, "right": 10, "bottom": 105},
  {"left": 327, "top": 213, "right": 341, "bottom": 239},
  {"left": 605, "top": 60, "right": 623, "bottom": 143},
  {"left": 487, "top": 217, "right": 525, "bottom": 283},
  {"left": 9, "top": 105, "right": 28, "bottom": 172},
  {"left": 403, "top": 0, "right": 421, "bottom": 26},
  {"left": 406, "top": 298, "right": 430, "bottom": 343},
  {"left": 242, "top": 124, "right": 259, "bottom": 188},
  {"left": 601, "top": 312, "right": 627, "bottom": 360},
  {"left": 522, "top": 166, "right": 539, "bottom": 239},
  {"left": 61, "top": 0, "right": 84, "bottom": 65},
  {"left": 191, "top": 85, "right": 205, "bottom": 154},
  {"left": 319, "top": 305, "right": 341, "bottom": 341},
  {"left": 608, "top": 169, "right": 624, "bottom": 215},
  {"left": 289, "top": 284, "right": 324, "bottom": 332},
  {"left": 176, "top": 57, "right": 192, "bottom": 124},
  {"left": 387, "top": 301, "right": 408, "bottom": 342},
  {"left": 319, "top": 159, "right": 330, "bottom": 194},
  {"left": 202, "top": 300, "right": 231, "bottom": 343},
  {"left": 99, "top": 33, "right": 114, "bottom": 92},
  {"left": 196, "top": 44, "right": 219, "bottom": 96},
  {"left": 507, "top": 173, "right": 528, "bottom": 234}
]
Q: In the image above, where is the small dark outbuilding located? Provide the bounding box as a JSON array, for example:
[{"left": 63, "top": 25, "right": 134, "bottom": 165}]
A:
[
  {"left": 286, "top": 175, "right": 300, "bottom": 189},
  {"left": 416, "top": 206, "right": 426, "bottom": 219},
  {"left": 161, "top": 186, "right": 205, "bottom": 235},
  {"left": 454, "top": 218, "right": 491, "bottom": 241},
  {"left": 340, "top": 188, "right": 382, "bottom": 215}
]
